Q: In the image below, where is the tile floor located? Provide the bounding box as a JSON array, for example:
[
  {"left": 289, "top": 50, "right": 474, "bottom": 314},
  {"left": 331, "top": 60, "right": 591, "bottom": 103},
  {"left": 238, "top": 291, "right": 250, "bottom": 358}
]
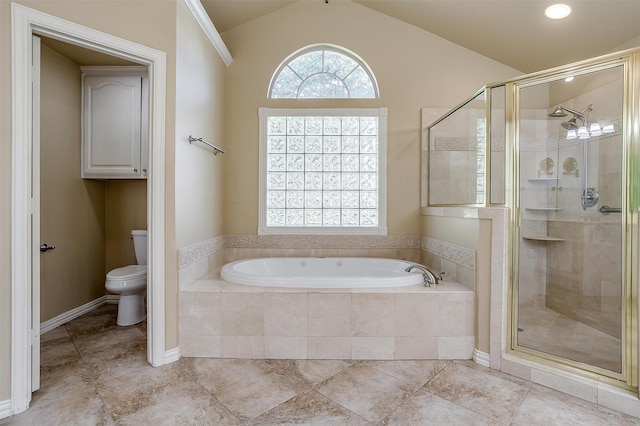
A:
[
  {"left": 2, "top": 304, "right": 639, "bottom": 425},
  {"left": 518, "top": 304, "right": 621, "bottom": 372}
]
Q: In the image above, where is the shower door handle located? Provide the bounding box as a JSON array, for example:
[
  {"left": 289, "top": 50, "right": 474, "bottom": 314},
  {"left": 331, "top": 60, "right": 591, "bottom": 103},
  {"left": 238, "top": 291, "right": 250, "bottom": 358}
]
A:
[
  {"left": 599, "top": 205, "right": 621, "bottom": 215},
  {"left": 40, "top": 243, "right": 56, "bottom": 252}
]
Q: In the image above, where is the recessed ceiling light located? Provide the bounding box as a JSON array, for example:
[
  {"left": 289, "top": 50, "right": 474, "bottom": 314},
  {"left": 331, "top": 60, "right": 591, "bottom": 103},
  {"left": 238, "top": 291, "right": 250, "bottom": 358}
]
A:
[
  {"left": 564, "top": 76, "right": 575, "bottom": 82},
  {"left": 545, "top": 3, "right": 572, "bottom": 20}
]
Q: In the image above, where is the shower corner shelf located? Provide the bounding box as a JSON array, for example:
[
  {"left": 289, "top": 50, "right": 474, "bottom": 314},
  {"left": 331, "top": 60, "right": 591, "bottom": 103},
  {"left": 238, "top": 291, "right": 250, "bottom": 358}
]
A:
[
  {"left": 522, "top": 235, "right": 566, "bottom": 242},
  {"left": 525, "top": 207, "right": 563, "bottom": 211}
]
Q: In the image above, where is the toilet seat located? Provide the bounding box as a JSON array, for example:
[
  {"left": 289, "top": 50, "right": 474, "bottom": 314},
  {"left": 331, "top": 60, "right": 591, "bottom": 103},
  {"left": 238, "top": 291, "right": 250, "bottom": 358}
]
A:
[{"left": 106, "top": 265, "right": 147, "bottom": 281}]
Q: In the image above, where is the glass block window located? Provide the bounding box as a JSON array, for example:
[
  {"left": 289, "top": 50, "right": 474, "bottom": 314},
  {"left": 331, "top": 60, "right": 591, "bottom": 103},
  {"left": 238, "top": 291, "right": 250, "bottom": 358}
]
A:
[
  {"left": 268, "top": 45, "right": 379, "bottom": 99},
  {"left": 259, "top": 108, "right": 387, "bottom": 235}
]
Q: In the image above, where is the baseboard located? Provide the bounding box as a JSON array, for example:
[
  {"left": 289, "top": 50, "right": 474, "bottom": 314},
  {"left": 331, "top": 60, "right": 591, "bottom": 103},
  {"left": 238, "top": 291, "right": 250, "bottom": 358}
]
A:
[
  {"left": 0, "top": 399, "right": 12, "bottom": 420},
  {"left": 473, "top": 348, "right": 491, "bottom": 367},
  {"left": 165, "top": 346, "right": 181, "bottom": 364},
  {"left": 105, "top": 294, "right": 120, "bottom": 304},
  {"left": 40, "top": 296, "right": 114, "bottom": 334}
]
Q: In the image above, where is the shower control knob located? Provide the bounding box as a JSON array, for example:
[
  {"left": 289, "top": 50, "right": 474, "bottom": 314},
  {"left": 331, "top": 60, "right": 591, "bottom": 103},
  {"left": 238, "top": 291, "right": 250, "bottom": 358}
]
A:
[{"left": 582, "top": 188, "right": 599, "bottom": 209}]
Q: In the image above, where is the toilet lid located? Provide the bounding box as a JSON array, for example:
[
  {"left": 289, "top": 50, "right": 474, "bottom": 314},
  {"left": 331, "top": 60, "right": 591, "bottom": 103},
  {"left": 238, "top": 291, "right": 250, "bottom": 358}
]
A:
[{"left": 107, "top": 265, "right": 147, "bottom": 280}]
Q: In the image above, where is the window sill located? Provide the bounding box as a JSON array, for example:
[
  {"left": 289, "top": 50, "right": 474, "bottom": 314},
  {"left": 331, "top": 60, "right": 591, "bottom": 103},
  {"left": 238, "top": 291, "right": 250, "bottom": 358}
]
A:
[{"left": 258, "top": 226, "right": 388, "bottom": 236}]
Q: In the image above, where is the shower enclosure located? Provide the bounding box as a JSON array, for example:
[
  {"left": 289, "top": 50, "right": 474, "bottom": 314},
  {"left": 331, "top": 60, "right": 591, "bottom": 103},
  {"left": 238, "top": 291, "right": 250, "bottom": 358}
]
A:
[
  {"left": 426, "top": 50, "right": 639, "bottom": 388},
  {"left": 515, "top": 64, "right": 626, "bottom": 378}
]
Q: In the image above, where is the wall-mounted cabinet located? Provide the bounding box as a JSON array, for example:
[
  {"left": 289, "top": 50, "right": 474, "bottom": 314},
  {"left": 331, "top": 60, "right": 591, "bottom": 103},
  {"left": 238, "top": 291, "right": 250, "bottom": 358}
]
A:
[{"left": 81, "top": 66, "right": 148, "bottom": 179}]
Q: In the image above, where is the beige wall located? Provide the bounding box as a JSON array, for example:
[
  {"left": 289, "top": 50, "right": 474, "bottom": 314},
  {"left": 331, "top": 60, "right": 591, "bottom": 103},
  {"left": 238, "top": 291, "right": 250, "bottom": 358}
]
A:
[
  {"left": 40, "top": 44, "right": 107, "bottom": 322},
  {"left": 105, "top": 181, "right": 148, "bottom": 271},
  {"left": 221, "top": 1, "right": 520, "bottom": 236},
  {"left": 1, "top": 0, "right": 180, "bottom": 402},
  {"left": 175, "top": 0, "right": 226, "bottom": 249}
]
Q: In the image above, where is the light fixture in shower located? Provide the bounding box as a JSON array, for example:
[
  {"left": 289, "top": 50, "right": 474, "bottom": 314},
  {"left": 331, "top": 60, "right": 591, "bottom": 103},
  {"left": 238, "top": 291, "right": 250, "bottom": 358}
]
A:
[
  {"left": 547, "top": 104, "right": 611, "bottom": 140},
  {"left": 565, "top": 122, "right": 613, "bottom": 140},
  {"left": 545, "top": 3, "right": 572, "bottom": 19}
]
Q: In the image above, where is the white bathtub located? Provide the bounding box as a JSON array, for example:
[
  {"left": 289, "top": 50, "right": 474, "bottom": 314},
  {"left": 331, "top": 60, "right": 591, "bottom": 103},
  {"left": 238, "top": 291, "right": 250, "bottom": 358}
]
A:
[{"left": 220, "top": 257, "right": 425, "bottom": 288}]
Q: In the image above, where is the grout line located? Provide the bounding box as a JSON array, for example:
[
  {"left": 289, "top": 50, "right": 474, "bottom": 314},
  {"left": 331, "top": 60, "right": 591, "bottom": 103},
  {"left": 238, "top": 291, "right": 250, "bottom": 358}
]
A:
[{"left": 508, "top": 384, "right": 534, "bottom": 424}]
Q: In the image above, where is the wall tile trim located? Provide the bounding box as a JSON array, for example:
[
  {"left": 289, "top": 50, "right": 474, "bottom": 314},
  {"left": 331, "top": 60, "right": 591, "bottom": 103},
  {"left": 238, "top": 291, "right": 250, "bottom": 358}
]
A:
[
  {"left": 422, "top": 236, "right": 476, "bottom": 271},
  {"left": 177, "top": 236, "right": 225, "bottom": 268},
  {"left": 178, "top": 234, "right": 421, "bottom": 269}
]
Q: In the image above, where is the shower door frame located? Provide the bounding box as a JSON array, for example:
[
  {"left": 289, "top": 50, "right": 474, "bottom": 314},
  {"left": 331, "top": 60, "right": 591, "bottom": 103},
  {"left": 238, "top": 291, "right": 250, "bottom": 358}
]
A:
[{"left": 506, "top": 55, "right": 639, "bottom": 389}]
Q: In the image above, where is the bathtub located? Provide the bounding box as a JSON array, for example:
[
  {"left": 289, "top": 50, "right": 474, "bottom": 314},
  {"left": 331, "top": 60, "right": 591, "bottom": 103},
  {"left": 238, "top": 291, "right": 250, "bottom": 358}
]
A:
[
  {"left": 220, "top": 257, "right": 425, "bottom": 288},
  {"left": 180, "top": 257, "right": 475, "bottom": 360}
]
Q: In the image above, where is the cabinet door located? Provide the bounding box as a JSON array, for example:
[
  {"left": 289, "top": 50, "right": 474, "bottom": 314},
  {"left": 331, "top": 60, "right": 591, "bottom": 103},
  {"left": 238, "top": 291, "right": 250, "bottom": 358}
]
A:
[{"left": 82, "top": 75, "right": 142, "bottom": 178}]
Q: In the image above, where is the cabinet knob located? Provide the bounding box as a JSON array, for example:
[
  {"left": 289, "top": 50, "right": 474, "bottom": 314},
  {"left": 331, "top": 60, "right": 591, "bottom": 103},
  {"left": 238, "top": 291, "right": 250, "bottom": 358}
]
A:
[
  {"left": 143, "top": 168, "right": 147, "bottom": 173},
  {"left": 134, "top": 168, "right": 138, "bottom": 172}
]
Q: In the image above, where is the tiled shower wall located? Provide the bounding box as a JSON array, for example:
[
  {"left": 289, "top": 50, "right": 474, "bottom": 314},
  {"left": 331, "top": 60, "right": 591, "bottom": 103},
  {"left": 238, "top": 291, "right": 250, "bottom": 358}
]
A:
[
  {"left": 545, "top": 218, "right": 621, "bottom": 338},
  {"left": 540, "top": 79, "right": 623, "bottom": 339}
]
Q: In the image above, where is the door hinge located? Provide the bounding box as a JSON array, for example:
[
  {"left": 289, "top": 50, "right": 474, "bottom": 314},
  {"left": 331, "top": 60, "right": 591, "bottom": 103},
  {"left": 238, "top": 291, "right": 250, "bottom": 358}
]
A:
[
  {"left": 30, "top": 329, "right": 39, "bottom": 345},
  {"left": 28, "top": 198, "right": 38, "bottom": 214}
]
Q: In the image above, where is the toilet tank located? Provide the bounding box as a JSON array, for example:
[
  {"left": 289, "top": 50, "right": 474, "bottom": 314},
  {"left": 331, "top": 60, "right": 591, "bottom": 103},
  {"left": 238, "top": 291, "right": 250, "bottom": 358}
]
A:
[{"left": 131, "top": 230, "right": 148, "bottom": 265}]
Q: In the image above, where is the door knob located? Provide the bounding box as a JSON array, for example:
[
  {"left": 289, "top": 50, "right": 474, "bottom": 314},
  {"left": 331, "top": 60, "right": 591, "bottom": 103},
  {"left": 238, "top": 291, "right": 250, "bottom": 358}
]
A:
[{"left": 40, "top": 243, "right": 56, "bottom": 252}]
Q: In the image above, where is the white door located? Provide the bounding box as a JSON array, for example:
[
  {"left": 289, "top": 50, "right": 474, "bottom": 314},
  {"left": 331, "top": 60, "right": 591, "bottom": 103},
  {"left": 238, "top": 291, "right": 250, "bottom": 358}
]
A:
[{"left": 31, "top": 34, "right": 41, "bottom": 392}]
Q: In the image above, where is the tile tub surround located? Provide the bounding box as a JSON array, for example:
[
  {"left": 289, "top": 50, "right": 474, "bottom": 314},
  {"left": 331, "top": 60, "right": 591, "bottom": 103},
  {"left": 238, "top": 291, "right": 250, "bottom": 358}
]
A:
[{"left": 179, "top": 276, "right": 474, "bottom": 360}]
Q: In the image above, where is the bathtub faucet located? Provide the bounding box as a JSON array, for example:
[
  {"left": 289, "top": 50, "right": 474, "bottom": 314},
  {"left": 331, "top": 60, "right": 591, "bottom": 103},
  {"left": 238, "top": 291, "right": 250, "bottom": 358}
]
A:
[{"left": 405, "top": 264, "right": 443, "bottom": 287}]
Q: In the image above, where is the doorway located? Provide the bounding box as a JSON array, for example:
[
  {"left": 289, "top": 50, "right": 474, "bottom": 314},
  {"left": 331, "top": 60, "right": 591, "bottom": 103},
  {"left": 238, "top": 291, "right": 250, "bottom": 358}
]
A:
[
  {"left": 38, "top": 31, "right": 149, "bottom": 377},
  {"left": 512, "top": 62, "right": 631, "bottom": 383},
  {"left": 11, "top": 4, "right": 166, "bottom": 414}
]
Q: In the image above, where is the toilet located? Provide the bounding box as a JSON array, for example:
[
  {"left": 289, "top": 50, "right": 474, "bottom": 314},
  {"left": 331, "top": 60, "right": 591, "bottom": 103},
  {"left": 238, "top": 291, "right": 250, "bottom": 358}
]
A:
[{"left": 105, "top": 229, "right": 147, "bottom": 326}]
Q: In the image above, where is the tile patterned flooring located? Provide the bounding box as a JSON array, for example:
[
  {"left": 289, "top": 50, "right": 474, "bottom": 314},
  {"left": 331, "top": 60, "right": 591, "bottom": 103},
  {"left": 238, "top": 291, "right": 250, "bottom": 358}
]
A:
[
  {"left": 518, "top": 305, "right": 622, "bottom": 372},
  {"left": 2, "top": 304, "right": 640, "bottom": 425}
]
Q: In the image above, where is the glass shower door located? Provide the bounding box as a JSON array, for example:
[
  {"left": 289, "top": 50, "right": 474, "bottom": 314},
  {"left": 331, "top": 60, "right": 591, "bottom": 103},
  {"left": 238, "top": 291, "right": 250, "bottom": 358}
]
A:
[{"left": 515, "top": 64, "right": 625, "bottom": 375}]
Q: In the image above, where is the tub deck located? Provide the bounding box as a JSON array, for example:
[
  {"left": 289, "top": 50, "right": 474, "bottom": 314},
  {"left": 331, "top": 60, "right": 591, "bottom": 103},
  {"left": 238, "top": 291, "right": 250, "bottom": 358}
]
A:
[{"left": 179, "top": 272, "right": 474, "bottom": 360}]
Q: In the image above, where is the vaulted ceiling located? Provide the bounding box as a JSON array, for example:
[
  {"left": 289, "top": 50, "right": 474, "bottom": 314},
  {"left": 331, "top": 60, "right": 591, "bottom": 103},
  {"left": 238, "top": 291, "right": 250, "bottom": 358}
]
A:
[{"left": 200, "top": 0, "right": 640, "bottom": 73}]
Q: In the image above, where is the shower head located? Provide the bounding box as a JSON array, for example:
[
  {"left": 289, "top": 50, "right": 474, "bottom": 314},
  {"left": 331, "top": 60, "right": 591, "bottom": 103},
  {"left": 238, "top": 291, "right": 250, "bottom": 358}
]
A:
[
  {"left": 548, "top": 104, "right": 593, "bottom": 121},
  {"left": 549, "top": 106, "right": 567, "bottom": 117},
  {"left": 549, "top": 104, "right": 593, "bottom": 132},
  {"left": 561, "top": 117, "right": 579, "bottom": 130}
]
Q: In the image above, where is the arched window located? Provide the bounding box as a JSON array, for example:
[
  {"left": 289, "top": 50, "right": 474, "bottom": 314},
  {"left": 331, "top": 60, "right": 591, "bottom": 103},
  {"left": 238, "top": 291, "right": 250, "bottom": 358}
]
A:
[
  {"left": 260, "top": 45, "right": 386, "bottom": 235},
  {"left": 268, "top": 44, "right": 379, "bottom": 99}
]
